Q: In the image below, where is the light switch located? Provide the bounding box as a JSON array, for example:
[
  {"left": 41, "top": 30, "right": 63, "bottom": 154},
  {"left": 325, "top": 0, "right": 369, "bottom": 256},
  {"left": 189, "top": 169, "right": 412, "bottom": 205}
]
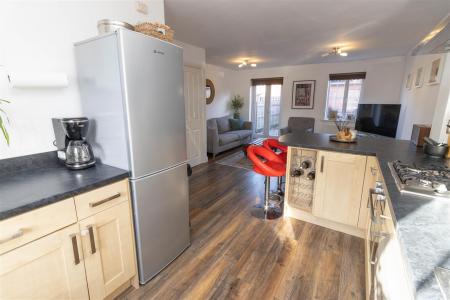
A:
[{"left": 136, "top": 1, "right": 148, "bottom": 15}]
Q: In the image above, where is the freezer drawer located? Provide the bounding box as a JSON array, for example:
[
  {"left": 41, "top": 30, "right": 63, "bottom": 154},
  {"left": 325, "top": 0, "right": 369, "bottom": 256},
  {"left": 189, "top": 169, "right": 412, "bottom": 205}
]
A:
[{"left": 130, "top": 163, "right": 190, "bottom": 284}]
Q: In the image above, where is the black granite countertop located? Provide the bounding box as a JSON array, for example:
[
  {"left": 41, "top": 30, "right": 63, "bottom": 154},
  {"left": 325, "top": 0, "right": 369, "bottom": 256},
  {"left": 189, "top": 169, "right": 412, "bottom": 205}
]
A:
[
  {"left": 280, "top": 132, "right": 450, "bottom": 300},
  {"left": 0, "top": 151, "right": 129, "bottom": 221}
]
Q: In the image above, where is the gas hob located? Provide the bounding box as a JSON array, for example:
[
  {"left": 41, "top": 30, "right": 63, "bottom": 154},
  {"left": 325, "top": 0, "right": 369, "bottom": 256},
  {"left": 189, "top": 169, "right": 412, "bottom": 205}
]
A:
[{"left": 388, "top": 160, "right": 450, "bottom": 199}]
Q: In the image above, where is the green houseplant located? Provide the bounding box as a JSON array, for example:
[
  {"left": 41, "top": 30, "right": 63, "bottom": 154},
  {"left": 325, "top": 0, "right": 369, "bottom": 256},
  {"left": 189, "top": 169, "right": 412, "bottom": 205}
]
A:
[
  {"left": 230, "top": 94, "right": 244, "bottom": 119},
  {"left": 0, "top": 98, "right": 10, "bottom": 145}
]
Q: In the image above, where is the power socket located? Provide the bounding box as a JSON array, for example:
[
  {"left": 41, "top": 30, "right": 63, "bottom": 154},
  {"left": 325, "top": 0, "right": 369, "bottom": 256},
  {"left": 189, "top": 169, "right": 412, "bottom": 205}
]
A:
[{"left": 135, "top": 1, "right": 148, "bottom": 15}]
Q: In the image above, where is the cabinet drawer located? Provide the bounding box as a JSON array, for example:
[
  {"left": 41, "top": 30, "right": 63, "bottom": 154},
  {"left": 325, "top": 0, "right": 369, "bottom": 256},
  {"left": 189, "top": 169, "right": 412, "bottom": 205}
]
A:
[
  {"left": 75, "top": 179, "right": 129, "bottom": 220},
  {"left": 0, "top": 198, "right": 77, "bottom": 255}
]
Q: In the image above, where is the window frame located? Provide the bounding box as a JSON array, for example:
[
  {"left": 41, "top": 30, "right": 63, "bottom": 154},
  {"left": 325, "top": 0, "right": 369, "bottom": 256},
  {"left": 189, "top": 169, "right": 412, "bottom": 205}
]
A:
[{"left": 324, "top": 78, "right": 364, "bottom": 121}]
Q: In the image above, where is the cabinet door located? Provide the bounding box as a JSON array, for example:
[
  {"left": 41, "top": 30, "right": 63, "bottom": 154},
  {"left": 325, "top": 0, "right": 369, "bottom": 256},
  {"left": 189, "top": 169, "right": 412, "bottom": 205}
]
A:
[
  {"left": 80, "top": 201, "right": 136, "bottom": 300},
  {"left": 0, "top": 224, "right": 88, "bottom": 300},
  {"left": 365, "top": 217, "right": 373, "bottom": 300},
  {"left": 374, "top": 209, "right": 413, "bottom": 300},
  {"left": 358, "top": 156, "right": 379, "bottom": 230},
  {"left": 313, "top": 151, "right": 367, "bottom": 226}
]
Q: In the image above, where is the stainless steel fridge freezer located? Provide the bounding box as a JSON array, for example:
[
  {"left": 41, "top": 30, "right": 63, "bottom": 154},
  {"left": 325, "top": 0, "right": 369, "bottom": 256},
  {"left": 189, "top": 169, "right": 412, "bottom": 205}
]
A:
[{"left": 75, "top": 29, "right": 190, "bottom": 284}]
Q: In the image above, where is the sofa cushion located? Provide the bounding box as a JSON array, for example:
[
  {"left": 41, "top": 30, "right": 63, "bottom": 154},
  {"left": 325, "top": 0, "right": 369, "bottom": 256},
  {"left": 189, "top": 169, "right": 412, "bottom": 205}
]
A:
[
  {"left": 219, "top": 132, "right": 240, "bottom": 145},
  {"left": 229, "top": 118, "right": 243, "bottom": 131},
  {"left": 232, "top": 130, "right": 252, "bottom": 140},
  {"left": 217, "top": 116, "right": 231, "bottom": 133}
]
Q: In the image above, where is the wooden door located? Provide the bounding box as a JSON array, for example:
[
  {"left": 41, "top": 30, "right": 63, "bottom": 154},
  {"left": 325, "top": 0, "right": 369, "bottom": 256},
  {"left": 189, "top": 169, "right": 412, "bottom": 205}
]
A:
[
  {"left": 313, "top": 151, "right": 367, "bottom": 226},
  {"left": 80, "top": 201, "right": 136, "bottom": 300},
  {"left": 184, "top": 66, "right": 206, "bottom": 166},
  {"left": 0, "top": 224, "right": 88, "bottom": 300}
]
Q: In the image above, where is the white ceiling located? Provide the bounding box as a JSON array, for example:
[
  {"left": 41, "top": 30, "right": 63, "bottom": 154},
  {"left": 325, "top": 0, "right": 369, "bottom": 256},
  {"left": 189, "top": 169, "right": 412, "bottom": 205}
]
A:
[{"left": 165, "top": 0, "right": 450, "bottom": 69}]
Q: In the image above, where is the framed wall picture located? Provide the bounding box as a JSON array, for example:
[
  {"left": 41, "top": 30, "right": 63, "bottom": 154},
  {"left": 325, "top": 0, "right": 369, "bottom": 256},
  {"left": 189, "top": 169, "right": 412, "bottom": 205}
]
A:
[
  {"left": 405, "top": 73, "right": 412, "bottom": 90},
  {"left": 292, "top": 80, "right": 315, "bottom": 109},
  {"left": 428, "top": 58, "right": 441, "bottom": 85},
  {"left": 414, "top": 67, "right": 424, "bottom": 88}
]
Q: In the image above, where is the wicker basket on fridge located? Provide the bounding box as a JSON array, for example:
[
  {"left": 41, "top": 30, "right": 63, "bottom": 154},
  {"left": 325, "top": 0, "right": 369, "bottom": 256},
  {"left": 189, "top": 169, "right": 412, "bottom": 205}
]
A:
[{"left": 134, "top": 22, "right": 174, "bottom": 42}]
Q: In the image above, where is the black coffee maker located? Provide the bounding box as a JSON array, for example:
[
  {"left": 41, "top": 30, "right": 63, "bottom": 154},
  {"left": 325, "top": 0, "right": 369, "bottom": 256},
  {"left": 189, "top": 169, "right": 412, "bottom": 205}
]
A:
[{"left": 53, "top": 117, "right": 96, "bottom": 169}]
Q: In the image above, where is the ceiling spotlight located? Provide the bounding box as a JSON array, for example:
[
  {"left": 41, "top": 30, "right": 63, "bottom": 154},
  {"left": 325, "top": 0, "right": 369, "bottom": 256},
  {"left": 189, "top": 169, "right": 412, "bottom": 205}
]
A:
[
  {"left": 237, "top": 59, "right": 257, "bottom": 68},
  {"left": 322, "top": 47, "right": 349, "bottom": 57}
]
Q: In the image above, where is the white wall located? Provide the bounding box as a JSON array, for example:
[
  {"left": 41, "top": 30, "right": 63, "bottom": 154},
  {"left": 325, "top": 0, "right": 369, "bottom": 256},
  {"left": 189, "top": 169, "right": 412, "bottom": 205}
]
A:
[
  {"left": 396, "top": 53, "right": 448, "bottom": 140},
  {"left": 0, "top": 0, "right": 165, "bottom": 159},
  {"left": 227, "top": 56, "right": 405, "bottom": 133},
  {"left": 205, "top": 64, "right": 234, "bottom": 119},
  {"left": 430, "top": 53, "right": 450, "bottom": 143},
  {"left": 174, "top": 40, "right": 205, "bottom": 69}
]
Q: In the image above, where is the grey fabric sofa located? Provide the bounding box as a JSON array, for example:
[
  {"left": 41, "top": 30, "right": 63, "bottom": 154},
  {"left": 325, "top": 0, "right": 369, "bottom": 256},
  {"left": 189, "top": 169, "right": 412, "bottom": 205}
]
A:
[
  {"left": 279, "top": 117, "right": 315, "bottom": 135},
  {"left": 207, "top": 116, "right": 253, "bottom": 158}
]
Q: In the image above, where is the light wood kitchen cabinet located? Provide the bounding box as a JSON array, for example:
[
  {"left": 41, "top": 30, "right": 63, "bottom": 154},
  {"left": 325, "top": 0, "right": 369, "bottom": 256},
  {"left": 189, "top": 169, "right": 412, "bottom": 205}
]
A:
[
  {"left": 373, "top": 229, "right": 414, "bottom": 300},
  {"left": 0, "top": 179, "right": 138, "bottom": 300},
  {"left": 358, "top": 156, "right": 380, "bottom": 230},
  {"left": 80, "top": 200, "right": 136, "bottom": 300},
  {"left": 0, "top": 198, "right": 77, "bottom": 255},
  {"left": 313, "top": 151, "right": 367, "bottom": 227},
  {"left": 0, "top": 224, "right": 89, "bottom": 300},
  {"left": 74, "top": 180, "right": 130, "bottom": 220},
  {"left": 365, "top": 181, "right": 413, "bottom": 300}
]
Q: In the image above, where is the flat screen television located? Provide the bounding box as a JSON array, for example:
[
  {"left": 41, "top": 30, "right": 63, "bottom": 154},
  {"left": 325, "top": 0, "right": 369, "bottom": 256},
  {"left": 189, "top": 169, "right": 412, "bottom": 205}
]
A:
[{"left": 355, "top": 104, "right": 401, "bottom": 138}]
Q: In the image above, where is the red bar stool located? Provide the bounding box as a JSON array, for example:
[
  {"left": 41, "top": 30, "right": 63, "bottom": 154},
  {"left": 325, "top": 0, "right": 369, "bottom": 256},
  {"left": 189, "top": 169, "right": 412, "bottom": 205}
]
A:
[
  {"left": 263, "top": 138, "right": 287, "bottom": 195},
  {"left": 247, "top": 145, "right": 286, "bottom": 220}
]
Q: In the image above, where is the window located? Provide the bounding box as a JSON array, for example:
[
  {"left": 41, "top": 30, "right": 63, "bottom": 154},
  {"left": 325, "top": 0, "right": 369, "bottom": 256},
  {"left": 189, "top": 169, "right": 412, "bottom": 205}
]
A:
[
  {"left": 325, "top": 72, "right": 365, "bottom": 121},
  {"left": 250, "top": 77, "right": 283, "bottom": 137}
]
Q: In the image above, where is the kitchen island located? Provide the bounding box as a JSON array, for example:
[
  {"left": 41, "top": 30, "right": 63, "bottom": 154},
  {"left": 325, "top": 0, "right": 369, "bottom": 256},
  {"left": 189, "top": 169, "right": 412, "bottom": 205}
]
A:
[{"left": 280, "top": 132, "right": 450, "bottom": 300}]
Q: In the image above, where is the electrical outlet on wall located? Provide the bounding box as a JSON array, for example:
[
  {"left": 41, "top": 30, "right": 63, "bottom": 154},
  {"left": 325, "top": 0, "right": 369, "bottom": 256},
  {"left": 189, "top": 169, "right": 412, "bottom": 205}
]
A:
[{"left": 135, "top": 1, "right": 148, "bottom": 15}]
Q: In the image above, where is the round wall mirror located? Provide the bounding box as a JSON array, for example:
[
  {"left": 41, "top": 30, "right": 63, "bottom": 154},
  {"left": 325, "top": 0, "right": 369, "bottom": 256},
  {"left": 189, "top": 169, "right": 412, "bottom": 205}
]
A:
[{"left": 206, "top": 79, "right": 215, "bottom": 104}]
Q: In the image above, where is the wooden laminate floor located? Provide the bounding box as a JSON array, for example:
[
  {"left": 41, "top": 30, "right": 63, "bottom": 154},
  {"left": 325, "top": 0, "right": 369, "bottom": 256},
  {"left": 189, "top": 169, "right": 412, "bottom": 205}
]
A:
[{"left": 121, "top": 162, "right": 365, "bottom": 300}]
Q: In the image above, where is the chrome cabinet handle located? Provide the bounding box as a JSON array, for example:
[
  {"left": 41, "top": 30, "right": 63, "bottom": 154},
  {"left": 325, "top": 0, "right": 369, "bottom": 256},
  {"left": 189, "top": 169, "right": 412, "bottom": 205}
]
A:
[
  {"left": 89, "top": 192, "right": 121, "bottom": 208},
  {"left": 81, "top": 225, "right": 97, "bottom": 254},
  {"left": 87, "top": 225, "right": 96, "bottom": 254},
  {"left": 0, "top": 228, "right": 24, "bottom": 244},
  {"left": 70, "top": 234, "right": 80, "bottom": 265},
  {"left": 372, "top": 232, "right": 389, "bottom": 239},
  {"left": 368, "top": 189, "right": 376, "bottom": 219},
  {"left": 370, "top": 167, "right": 377, "bottom": 176},
  {"left": 320, "top": 156, "right": 324, "bottom": 173},
  {"left": 370, "top": 240, "right": 377, "bottom": 265}
]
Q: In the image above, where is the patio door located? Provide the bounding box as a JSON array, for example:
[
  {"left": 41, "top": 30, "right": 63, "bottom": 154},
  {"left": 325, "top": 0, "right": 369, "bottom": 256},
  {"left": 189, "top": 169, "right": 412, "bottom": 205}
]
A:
[{"left": 251, "top": 77, "right": 283, "bottom": 137}]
